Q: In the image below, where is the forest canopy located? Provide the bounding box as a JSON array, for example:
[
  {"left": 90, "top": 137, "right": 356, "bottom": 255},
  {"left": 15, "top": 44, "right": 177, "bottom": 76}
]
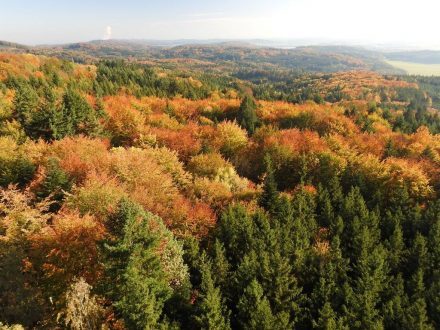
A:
[{"left": 0, "top": 52, "right": 439, "bottom": 329}]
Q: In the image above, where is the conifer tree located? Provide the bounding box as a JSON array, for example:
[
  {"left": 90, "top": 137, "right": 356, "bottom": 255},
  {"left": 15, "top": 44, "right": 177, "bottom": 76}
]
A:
[
  {"left": 35, "top": 158, "right": 72, "bottom": 212},
  {"left": 210, "top": 239, "right": 230, "bottom": 289},
  {"left": 404, "top": 269, "right": 433, "bottom": 330},
  {"left": 259, "top": 155, "right": 280, "bottom": 214},
  {"left": 382, "top": 274, "right": 408, "bottom": 329},
  {"left": 194, "top": 255, "right": 231, "bottom": 330},
  {"left": 341, "top": 190, "right": 388, "bottom": 329},
  {"left": 13, "top": 82, "right": 39, "bottom": 136},
  {"left": 54, "top": 89, "right": 99, "bottom": 139},
  {"left": 385, "top": 214, "right": 405, "bottom": 273},
  {"left": 317, "top": 185, "right": 335, "bottom": 228},
  {"left": 237, "top": 280, "right": 290, "bottom": 330},
  {"left": 216, "top": 205, "right": 256, "bottom": 266},
  {"left": 426, "top": 213, "right": 440, "bottom": 326},
  {"left": 101, "top": 200, "right": 172, "bottom": 329},
  {"left": 313, "top": 302, "right": 340, "bottom": 330},
  {"left": 258, "top": 250, "right": 302, "bottom": 324},
  {"left": 238, "top": 95, "right": 258, "bottom": 135}
]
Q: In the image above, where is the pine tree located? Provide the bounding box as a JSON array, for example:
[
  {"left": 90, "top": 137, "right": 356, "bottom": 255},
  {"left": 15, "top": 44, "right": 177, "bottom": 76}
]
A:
[
  {"left": 101, "top": 200, "right": 172, "bottom": 329},
  {"left": 404, "top": 269, "right": 433, "bottom": 330},
  {"left": 313, "top": 302, "right": 339, "bottom": 330},
  {"left": 210, "top": 240, "right": 230, "bottom": 289},
  {"left": 426, "top": 213, "right": 440, "bottom": 326},
  {"left": 35, "top": 158, "right": 72, "bottom": 212},
  {"left": 237, "top": 280, "right": 290, "bottom": 330},
  {"left": 317, "top": 185, "right": 335, "bottom": 228},
  {"left": 216, "top": 205, "right": 256, "bottom": 266},
  {"left": 13, "top": 82, "right": 39, "bottom": 137},
  {"left": 259, "top": 155, "right": 280, "bottom": 214},
  {"left": 238, "top": 95, "right": 258, "bottom": 135},
  {"left": 258, "top": 250, "right": 302, "bottom": 324},
  {"left": 194, "top": 255, "right": 231, "bottom": 330},
  {"left": 382, "top": 274, "right": 407, "bottom": 329}
]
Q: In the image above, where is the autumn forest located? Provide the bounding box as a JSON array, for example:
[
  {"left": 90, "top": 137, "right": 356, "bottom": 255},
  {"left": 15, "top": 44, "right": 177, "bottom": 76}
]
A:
[{"left": 0, "top": 42, "right": 440, "bottom": 330}]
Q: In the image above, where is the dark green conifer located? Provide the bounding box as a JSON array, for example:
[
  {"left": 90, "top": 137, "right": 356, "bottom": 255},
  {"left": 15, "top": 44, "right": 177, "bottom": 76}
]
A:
[
  {"left": 238, "top": 95, "right": 258, "bottom": 135},
  {"left": 194, "top": 254, "right": 231, "bottom": 330},
  {"left": 101, "top": 200, "right": 172, "bottom": 329}
]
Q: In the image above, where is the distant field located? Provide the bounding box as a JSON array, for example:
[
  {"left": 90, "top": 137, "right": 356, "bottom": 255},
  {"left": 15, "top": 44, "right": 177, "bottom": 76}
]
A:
[{"left": 386, "top": 60, "right": 440, "bottom": 76}]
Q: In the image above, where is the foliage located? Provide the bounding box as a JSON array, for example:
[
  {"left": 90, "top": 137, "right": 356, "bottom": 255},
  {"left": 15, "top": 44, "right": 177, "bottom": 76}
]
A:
[{"left": 0, "top": 52, "right": 439, "bottom": 329}]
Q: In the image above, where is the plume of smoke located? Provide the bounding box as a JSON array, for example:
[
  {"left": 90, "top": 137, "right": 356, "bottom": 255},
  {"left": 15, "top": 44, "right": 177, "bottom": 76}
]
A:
[{"left": 103, "top": 26, "right": 112, "bottom": 40}]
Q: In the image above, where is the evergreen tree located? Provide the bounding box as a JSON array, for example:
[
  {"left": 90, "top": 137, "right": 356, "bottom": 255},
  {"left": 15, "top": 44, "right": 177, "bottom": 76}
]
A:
[
  {"left": 210, "top": 240, "right": 230, "bottom": 289},
  {"left": 316, "top": 185, "right": 335, "bottom": 228},
  {"left": 236, "top": 280, "right": 290, "bottom": 330},
  {"left": 35, "top": 158, "right": 72, "bottom": 212},
  {"left": 382, "top": 274, "right": 407, "bottom": 329},
  {"left": 313, "top": 302, "right": 345, "bottom": 330},
  {"left": 238, "top": 95, "right": 258, "bottom": 135},
  {"left": 216, "top": 205, "right": 256, "bottom": 266},
  {"left": 259, "top": 155, "right": 280, "bottom": 214},
  {"left": 35, "top": 86, "right": 59, "bottom": 140},
  {"left": 341, "top": 189, "right": 388, "bottom": 329},
  {"left": 385, "top": 214, "right": 405, "bottom": 273},
  {"left": 194, "top": 255, "right": 231, "bottom": 330},
  {"left": 13, "top": 82, "right": 39, "bottom": 136},
  {"left": 101, "top": 200, "right": 172, "bottom": 329},
  {"left": 426, "top": 213, "right": 440, "bottom": 326},
  {"left": 404, "top": 269, "right": 433, "bottom": 330},
  {"left": 257, "top": 250, "right": 302, "bottom": 325},
  {"left": 53, "top": 89, "right": 99, "bottom": 139}
]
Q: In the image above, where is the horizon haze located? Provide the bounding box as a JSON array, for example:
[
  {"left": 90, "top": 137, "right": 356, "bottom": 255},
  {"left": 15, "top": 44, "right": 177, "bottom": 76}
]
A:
[{"left": 1, "top": 0, "right": 440, "bottom": 49}]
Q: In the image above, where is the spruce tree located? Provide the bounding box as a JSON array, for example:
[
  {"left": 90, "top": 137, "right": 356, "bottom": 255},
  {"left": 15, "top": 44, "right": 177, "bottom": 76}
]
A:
[
  {"left": 313, "top": 302, "right": 340, "bottom": 330},
  {"left": 13, "top": 82, "right": 39, "bottom": 137},
  {"left": 101, "top": 200, "right": 172, "bottom": 329},
  {"left": 210, "top": 239, "right": 230, "bottom": 289},
  {"left": 385, "top": 214, "right": 405, "bottom": 274},
  {"left": 35, "top": 157, "right": 72, "bottom": 212},
  {"left": 341, "top": 189, "right": 388, "bottom": 329},
  {"left": 426, "top": 214, "right": 440, "bottom": 326},
  {"left": 258, "top": 250, "right": 302, "bottom": 324},
  {"left": 194, "top": 255, "right": 231, "bottom": 330},
  {"left": 382, "top": 274, "right": 407, "bottom": 329},
  {"left": 317, "top": 185, "right": 335, "bottom": 228},
  {"left": 259, "top": 155, "right": 280, "bottom": 215},
  {"left": 238, "top": 95, "right": 258, "bottom": 135},
  {"left": 216, "top": 205, "right": 256, "bottom": 266},
  {"left": 404, "top": 269, "right": 433, "bottom": 330},
  {"left": 237, "top": 280, "right": 290, "bottom": 330}
]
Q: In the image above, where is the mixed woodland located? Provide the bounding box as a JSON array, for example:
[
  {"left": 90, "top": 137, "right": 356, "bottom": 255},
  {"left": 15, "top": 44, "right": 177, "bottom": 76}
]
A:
[{"left": 0, "top": 52, "right": 439, "bottom": 329}]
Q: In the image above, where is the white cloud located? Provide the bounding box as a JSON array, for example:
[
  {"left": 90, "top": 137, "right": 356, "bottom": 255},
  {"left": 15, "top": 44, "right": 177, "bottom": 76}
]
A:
[{"left": 103, "top": 25, "right": 112, "bottom": 40}]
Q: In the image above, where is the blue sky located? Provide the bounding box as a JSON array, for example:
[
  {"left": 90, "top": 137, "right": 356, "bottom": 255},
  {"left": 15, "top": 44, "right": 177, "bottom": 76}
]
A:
[{"left": 1, "top": 0, "right": 439, "bottom": 47}]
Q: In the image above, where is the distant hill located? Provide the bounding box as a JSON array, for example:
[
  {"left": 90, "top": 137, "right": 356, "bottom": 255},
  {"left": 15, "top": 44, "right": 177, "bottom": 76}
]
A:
[
  {"left": 0, "top": 40, "right": 29, "bottom": 50},
  {"left": 0, "top": 39, "right": 404, "bottom": 74},
  {"left": 386, "top": 50, "right": 440, "bottom": 64}
]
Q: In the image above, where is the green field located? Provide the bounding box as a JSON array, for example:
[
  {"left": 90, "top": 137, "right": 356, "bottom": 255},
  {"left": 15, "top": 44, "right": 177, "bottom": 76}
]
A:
[{"left": 386, "top": 60, "right": 440, "bottom": 76}]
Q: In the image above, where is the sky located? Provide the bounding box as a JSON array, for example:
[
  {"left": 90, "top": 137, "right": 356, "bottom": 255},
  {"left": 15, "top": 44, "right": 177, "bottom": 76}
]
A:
[{"left": 0, "top": 0, "right": 439, "bottom": 48}]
